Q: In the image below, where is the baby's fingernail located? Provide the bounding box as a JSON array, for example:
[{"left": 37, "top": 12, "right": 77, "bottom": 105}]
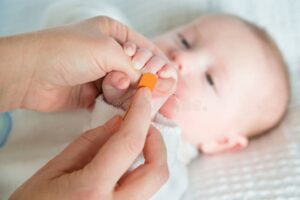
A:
[
  {"left": 124, "top": 46, "right": 135, "bottom": 56},
  {"left": 118, "top": 77, "right": 129, "bottom": 89},
  {"left": 133, "top": 61, "right": 143, "bottom": 70}
]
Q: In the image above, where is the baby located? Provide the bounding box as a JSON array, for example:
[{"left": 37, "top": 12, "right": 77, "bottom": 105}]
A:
[
  {"left": 42, "top": 1, "right": 290, "bottom": 199},
  {"left": 101, "top": 14, "right": 290, "bottom": 154}
]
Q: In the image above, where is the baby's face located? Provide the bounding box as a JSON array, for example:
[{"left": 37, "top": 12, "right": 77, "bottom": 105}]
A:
[{"left": 154, "top": 15, "right": 275, "bottom": 147}]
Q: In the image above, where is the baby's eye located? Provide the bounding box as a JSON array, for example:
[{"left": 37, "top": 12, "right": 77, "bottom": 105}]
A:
[
  {"left": 205, "top": 72, "right": 214, "bottom": 86},
  {"left": 178, "top": 34, "right": 190, "bottom": 49}
]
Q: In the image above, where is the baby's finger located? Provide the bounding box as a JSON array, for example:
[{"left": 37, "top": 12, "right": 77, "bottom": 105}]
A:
[
  {"left": 142, "top": 55, "right": 167, "bottom": 74},
  {"left": 102, "top": 72, "right": 131, "bottom": 106},
  {"left": 103, "top": 72, "right": 130, "bottom": 90},
  {"left": 157, "top": 63, "right": 178, "bottom": 81},
  {"left": 132, "top": 48, "right": 153, "bottom": 70},
  {"left": 155, "top": 78, "right": 176, "bottom": 95},
  {"left": 123, "top": 42, "right": 137, "bottom": 57}
]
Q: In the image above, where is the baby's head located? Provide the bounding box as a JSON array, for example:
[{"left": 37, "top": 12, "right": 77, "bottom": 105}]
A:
[{"left": 154, "top": 14, "right": 289, "bottom": 153}]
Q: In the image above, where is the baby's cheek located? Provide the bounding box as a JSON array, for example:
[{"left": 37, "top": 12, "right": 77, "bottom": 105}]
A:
[{"left": 175, "top": 105, "right": 207, "bottom": 143}]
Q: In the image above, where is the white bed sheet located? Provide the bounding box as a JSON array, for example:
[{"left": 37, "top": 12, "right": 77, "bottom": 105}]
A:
[{"left": 0, "top": 0, "right": 300, "bottom": 199}]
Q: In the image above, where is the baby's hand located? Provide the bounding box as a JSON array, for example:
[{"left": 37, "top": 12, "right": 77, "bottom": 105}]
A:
[{"left": 102, "top": 42, "right": 177, "bottom": 116}]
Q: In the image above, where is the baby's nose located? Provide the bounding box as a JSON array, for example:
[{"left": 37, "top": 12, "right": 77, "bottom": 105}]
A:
[
  {"left": 170, "top": 51, "right": 180, "bottom": 62},
  {"left": 170, "top": 51, "right": 184, "bottom": 70},
  {"left": 170, "top": 50, "right": 192, "bottom": 73}
]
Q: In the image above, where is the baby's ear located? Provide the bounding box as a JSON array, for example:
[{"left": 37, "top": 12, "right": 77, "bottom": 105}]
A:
[{"left": 199, "top": 133, "right": 248, "bottom": 154}]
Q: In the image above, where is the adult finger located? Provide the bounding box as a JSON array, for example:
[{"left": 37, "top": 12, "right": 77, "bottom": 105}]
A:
[
  {"left": 93, "top": 16, "right": 167, "bottom": 60},
  {"left": 83, "top": 88, "right": 152, "bottom": 188},
  {"left": 46, "top": 116, "right": 122, "bottom": 174},
  {"left": 115, "top": 126, "right": 169, "bottom": 200}
]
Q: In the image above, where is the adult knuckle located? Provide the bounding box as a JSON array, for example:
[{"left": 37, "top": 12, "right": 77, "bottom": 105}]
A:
[
  {"left": 122, "top": 132, "right": 144, "bottom": 154},
  {"left": 98, "top": 36, "right": 115, "bottom": 47},
  {"left": 92, "top": 15, "right": 114, "bottom": 25},
  {"left": 79, "top": 130, "right": 95, "bottom": 145},
  {"left": 94, "top": 15, "right": 129, "bottom": 42},
  {"left": 76, "top": 189, "right": 108, "bottom": 200}
]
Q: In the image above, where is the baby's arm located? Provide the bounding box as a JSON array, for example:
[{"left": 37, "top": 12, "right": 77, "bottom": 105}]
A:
[{"left": 102, "top": 42, "right": 177, "bottom": 116}]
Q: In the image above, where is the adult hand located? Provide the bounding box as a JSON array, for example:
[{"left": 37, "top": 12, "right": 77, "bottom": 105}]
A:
[
  {"left": 9, "top": 88, "right": 169, "bottom": 200},
  {"left": 0, "top": 16, "right": 164, "bottom": 112}
]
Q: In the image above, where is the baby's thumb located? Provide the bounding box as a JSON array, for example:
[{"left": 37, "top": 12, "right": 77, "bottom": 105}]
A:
[{"left": 103, "top": 72, "right": 131, "bottom": 104}]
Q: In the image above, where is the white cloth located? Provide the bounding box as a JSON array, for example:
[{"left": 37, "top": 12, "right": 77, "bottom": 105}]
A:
[{"left": 87, "top": 96, "right": 197, "bottom": 200}]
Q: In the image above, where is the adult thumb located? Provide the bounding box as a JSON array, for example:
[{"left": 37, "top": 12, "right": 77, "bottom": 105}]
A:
[{"left": 98, "top": 37, "right": 141, "bottom": 83}]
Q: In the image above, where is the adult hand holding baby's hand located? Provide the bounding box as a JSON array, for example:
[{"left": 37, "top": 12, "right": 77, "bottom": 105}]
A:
[
  {"left": 9, "top": 88, "right": 169, "bottom": 200},
  {"left": 0, "top": 16, "right": 164, "bottom": 112},
  {"left": 102, "top": 42, "right": 177, "bottom": 116}
]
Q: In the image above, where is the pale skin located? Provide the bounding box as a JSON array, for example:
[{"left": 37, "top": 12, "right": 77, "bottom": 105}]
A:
[
  {"left": 0, "top": 16, "right": 168, "bottom": 112},
  {"left": 0, "top": 16, "right": 171, "bottom": 199},
  {"left": 10, "top": 89, "right": 169, "bottom": 200},
  {"left": 102, "top": 42, "right": 177, "bottom": 116},
  {"left": 103, "top": 14, "right": 288, "bottom": 154}
]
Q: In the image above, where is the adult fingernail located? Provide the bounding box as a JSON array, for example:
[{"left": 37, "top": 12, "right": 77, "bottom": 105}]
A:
[{"left": 140, "top": 87, "right": 152, "bottom": 99}]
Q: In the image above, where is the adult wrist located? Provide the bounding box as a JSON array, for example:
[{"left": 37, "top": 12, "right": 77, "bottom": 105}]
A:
[{"left": 0, "top": 33, "right": 39, "bottom": 111}]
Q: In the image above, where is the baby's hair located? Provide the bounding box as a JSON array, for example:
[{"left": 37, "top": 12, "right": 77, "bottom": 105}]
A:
[{"left": 236, "top": 16, "right": 290, "bottom": 137}]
